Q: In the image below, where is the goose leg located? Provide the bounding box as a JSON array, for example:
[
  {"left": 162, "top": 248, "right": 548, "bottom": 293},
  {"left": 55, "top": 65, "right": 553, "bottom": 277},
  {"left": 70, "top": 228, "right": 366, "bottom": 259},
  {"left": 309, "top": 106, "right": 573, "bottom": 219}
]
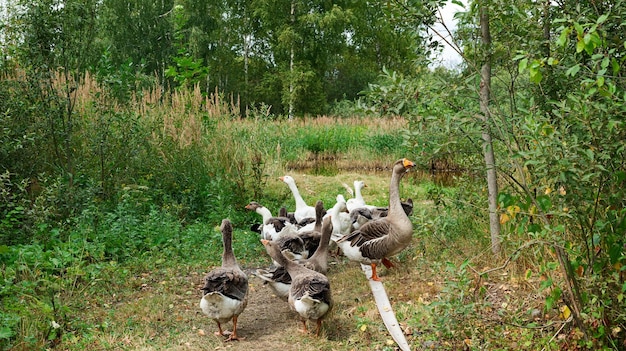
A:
[
  {"left": 299, "top": 319, "right": 308, "bottom": 333},
  {"left": 315, "top": 319, "right": 322, "bottom": 336},
  {"left": 382, "top": 257, "right": 394, "bottom": 269},
  {"left": 214, "top": 321, "right": 224, "bottom": 336},
  {"left": 225, "top": 316, "right": 242, "bottom": 341},
  {"left": 370, "top": 263, "right": 381, "bottom": 281}
]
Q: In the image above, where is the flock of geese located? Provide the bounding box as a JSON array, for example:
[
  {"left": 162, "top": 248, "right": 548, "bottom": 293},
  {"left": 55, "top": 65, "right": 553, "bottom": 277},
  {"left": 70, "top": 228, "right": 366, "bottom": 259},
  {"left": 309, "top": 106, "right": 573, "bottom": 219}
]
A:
[{"left": 199, "top": 158, "right": 416, "bottom": 341}]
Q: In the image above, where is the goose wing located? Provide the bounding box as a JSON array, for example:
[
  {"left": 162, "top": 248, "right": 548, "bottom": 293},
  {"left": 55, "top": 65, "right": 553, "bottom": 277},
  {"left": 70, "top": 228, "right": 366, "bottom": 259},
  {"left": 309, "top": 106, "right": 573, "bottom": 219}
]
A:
[
  {"left": 201, "top": 267, "right": 248, "bottom": 301},
  {"left": 257, "top": 265, "right": 292, "bottom": 284},
  {"left": 340, "top": 219, "right": 392, "bottom": 247},
  {"left": 291, "top": 274, "right": 331, "bottom": 302}
]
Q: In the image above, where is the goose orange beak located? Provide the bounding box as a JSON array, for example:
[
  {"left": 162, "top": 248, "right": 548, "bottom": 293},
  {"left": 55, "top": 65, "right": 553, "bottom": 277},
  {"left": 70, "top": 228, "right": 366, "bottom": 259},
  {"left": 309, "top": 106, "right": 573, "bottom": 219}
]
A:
[
  {"left": 261, "top": 239, "right": 270, "bottom": 246},
  {"left": 403, "top": 158, "right": 416, "bottom": 168}
]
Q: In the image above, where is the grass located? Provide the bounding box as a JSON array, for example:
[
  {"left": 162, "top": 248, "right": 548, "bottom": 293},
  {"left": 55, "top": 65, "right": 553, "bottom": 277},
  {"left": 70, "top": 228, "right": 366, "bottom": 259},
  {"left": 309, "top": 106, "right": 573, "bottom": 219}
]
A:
[
  {"left": 0, "top": 76, "right": 572, "bottom": 349},
  {"left": 2, "top": 169, "right": 567, "bottom": 351}
]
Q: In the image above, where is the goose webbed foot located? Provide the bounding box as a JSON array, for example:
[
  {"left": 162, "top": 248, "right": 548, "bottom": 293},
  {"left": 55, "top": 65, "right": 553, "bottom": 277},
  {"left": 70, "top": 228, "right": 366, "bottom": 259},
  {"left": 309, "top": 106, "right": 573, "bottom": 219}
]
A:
[{"left": 370, "top": 263, "right": 382, "bottom": 281}]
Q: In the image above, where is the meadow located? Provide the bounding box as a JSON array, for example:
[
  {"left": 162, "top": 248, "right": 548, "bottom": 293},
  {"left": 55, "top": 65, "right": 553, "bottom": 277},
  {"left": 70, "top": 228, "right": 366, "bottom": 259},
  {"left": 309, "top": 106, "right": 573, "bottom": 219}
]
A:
[{"left": 1, "top": 84, "right": 572, "bottom": 350}]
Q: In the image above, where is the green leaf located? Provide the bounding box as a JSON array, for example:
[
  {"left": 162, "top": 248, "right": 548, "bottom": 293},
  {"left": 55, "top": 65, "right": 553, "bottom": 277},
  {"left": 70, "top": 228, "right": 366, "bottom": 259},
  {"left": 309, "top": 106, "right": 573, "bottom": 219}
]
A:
[
  {"left": 557, "top": 27, "right": 571, "bottom": 47},
  {"left": 513, "top": 53, "right": 527, "bottom": 61},
  {"left": 612, "top": 58, "right": 620, "bottom": 75},
  {"left": 530, "top": 67, "right": 543, "bottom": 83},
  {"left": 597, "top": 14, "right": 608, "bottom": 24},
  {"left": 566, "top": 64, "right": 580, "bottom": 76},
  {"left": 574, "top": 22, "right": 584, "bottom": 37},
  {"left": 536, "top": 195, "right": 552, "bottom": 212},
  {"left": 518, "top": 58, "right": 528, "bottom": 73},
  {"left": 540, "top": 277, "right": 553, "bottom": 290},
  {"left": 0, "top": 327, "right": 14, "bottom": 340},
  {"left": 601, "top": 57, "right": 610, "bottom": 69},
  {"left": 498, "top": 192, "right": 515, "bottom": 207}
]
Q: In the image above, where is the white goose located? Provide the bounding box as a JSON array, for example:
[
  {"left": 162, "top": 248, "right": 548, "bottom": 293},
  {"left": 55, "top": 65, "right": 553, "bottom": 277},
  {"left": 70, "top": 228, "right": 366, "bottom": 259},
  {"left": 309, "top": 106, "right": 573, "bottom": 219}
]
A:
[
  {"left": 336, "top": 158, "right": 416, "bottom": 281},
  {"left": 327, "top": 195, "right": 352, "bottom": 242},
  {"left": 280, "top": 175, "right": 317, "bottom": 223},
  {"left": 200, "top": 219, "right": 248, "bottom": 341},
  {"left": 346, "top": 180, "right": 368, "bottom": 212},
  {"left": 245, "top": 201, "right": 298, "bottom": 241}
]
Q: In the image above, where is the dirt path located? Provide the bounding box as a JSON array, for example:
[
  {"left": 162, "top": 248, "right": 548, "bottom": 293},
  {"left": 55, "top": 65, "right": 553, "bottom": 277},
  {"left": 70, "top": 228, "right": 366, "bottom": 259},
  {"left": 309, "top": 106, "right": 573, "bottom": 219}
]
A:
[
  {"left": 195, "top": 265, "right": 359, "bottom": 351},
  {"left": 212, "top": 270, "right": 301, "bottom": 350}
]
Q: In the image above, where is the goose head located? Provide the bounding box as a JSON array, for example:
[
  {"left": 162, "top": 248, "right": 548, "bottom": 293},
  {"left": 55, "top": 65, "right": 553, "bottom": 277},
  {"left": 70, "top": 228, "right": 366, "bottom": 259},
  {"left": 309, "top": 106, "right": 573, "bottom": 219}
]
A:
[
  {"left": 279, "top": 175, "right": 295, "bottom": 185},
  {"left": 245, "top": 201, "right": 262, "bottom": 212}
]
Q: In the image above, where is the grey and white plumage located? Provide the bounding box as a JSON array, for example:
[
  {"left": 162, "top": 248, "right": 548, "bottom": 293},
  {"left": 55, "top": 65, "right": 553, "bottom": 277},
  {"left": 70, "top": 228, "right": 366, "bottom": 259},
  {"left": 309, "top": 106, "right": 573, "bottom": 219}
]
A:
[
  {"left": 200, "top": 219, "right": 248, "bottom": 341},
  {"left": 336, "top": 158, "right": 416, "bottom": 281},
  {"left": 245, "top": 201, "right": 298, "bottom": 241},
  {"left": 302, "top": 215, "right": 334, "bottom": 274},
  {"left": 256, "top": 264, "right": 292, "bottom": 301},
  {"left": 257, "top": 202, "right": 332, "bottom": 301},
  {"left": 296, "top": 200, "right": 326, "bottom": 256},
  {"left": 262, "top": 238, "right": 333, "bottom": 336},
  {"left": 350, "top": 198, "right": 414, "bottom": 229},
  {"left": 346, "top": 180, "right": 368, "bottom": 212}
]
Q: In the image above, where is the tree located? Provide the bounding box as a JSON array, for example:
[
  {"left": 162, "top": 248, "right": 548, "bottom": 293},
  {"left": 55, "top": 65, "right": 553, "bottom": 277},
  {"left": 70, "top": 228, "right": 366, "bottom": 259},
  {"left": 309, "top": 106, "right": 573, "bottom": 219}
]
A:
[
  {"left": 13, "top": 0, "right": 100, "bottom": 184},
  {"left": 386, "top": 0, "right": 626, "bottom": 345},
  {"left": 477, "top": 2, "right": 501, "bottom": 254},
  {"left": 99, "top": 0, "right": 175, "bottom": 79}
]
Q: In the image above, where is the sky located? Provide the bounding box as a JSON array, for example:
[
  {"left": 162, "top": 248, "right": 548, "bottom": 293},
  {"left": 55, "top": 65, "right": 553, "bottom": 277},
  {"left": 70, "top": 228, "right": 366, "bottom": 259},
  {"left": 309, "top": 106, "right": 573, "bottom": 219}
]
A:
[{"left": 430, "top": 1, "right": 467, "bottom": 68}]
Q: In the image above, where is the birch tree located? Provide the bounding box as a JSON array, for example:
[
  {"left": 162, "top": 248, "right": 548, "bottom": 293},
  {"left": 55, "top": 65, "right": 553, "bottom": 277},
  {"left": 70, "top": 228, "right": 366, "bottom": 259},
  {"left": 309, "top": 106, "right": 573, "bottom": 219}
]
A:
[{"left": 478, "top": 2, "right": 501, "bottom": 254}]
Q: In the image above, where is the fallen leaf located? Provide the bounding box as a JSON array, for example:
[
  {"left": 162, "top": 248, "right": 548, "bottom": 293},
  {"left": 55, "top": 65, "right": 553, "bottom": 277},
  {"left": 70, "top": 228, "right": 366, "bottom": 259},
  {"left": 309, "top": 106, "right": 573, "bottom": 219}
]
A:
[
  {"left": 198, "top": 329, "right": 206, "bottom": 336},
  {"left": 360, "top": 324, "right": 367, "bottom": 332},
  {"left": 559, "top": 305, "right": 571, "bottom": 320},
  {"left": 612, "top": 326, "right": 621, "bottom": 337}
]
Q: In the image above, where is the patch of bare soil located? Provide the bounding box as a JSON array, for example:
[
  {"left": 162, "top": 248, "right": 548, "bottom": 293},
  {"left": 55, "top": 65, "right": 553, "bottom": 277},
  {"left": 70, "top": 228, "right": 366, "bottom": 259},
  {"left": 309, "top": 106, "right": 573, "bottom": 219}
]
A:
[
  {"left": 193, "top": 263, "right": 359, "bottom": 351},
  {"left": 207, "top": 271, "right": 300, "bottom": 350}
]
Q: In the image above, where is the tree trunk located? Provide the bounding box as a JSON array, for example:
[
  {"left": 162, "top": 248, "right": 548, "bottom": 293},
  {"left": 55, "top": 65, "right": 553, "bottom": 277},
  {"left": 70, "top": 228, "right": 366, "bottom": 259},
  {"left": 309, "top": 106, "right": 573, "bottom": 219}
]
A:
[
  {"left": 244, "top": 33, "right": 250, "bottom": 117},
  {"left": 288, "top": 0, "right": 296, "bottom": 120},
  {"left": 479, "top": 4, "right": 501, "bottom": 255}
]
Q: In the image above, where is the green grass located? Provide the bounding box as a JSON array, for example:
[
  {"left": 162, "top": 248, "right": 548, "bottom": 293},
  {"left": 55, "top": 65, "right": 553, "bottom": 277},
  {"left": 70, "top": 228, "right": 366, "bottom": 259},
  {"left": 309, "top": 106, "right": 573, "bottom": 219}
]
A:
[
  {"left": 1, "top": 168, "right": 565, "bottom": 351},
  {"left": 0, "top": 111, "right": 571, "bottom": 350}
]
